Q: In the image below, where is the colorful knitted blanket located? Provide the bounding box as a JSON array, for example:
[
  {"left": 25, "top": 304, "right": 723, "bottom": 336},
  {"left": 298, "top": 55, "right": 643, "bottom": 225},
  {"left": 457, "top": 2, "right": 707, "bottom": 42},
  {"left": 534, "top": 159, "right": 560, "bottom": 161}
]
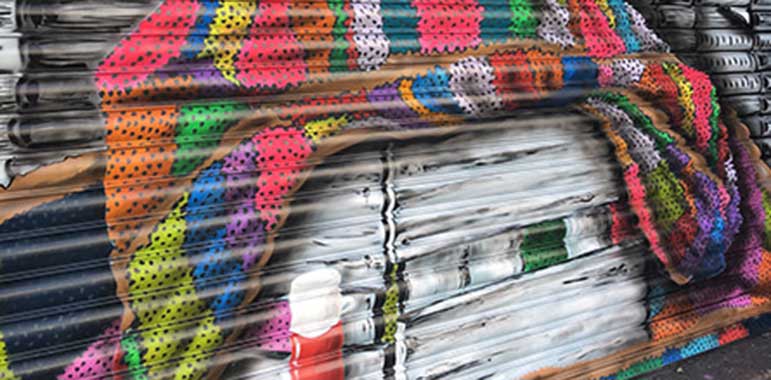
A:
[{"left": 1, "top": 0, "right": 770, "bottom": 379}]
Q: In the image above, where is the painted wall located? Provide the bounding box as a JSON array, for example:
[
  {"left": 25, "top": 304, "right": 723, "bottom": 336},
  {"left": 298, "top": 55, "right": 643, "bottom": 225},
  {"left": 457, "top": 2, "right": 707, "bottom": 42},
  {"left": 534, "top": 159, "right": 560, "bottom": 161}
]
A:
[{"left": 0, "top": 1, "right": 769, "bottom": 380}]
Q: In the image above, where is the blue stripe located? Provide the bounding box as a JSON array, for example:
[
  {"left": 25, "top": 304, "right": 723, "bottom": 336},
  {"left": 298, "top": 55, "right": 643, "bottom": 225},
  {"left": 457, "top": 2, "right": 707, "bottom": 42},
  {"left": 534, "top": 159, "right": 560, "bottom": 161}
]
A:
[
  {"left": 183, "top": 0, "right": 221, "bottom": 60},
  {"left": 562, "top": 56, "right": 599, "bottom": 88},
  {"left": 185, "top": 162, "right": 245, "bottom": 321},
  {"left": 412, "top": 67, "right": 463, "bottom": 115}
]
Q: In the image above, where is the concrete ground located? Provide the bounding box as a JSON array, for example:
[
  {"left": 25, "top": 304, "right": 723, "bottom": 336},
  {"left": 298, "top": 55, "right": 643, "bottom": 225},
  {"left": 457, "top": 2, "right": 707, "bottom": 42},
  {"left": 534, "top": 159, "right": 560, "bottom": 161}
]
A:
[{"left": 638, "top": 331, "right": 771, "bottom": 380}]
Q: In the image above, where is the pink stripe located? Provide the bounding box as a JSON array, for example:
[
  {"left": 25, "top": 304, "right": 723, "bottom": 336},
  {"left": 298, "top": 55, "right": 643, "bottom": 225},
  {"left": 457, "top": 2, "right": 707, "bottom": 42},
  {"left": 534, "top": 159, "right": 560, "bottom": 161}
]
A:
[
  {"left": 236, "top": 0, "right": 308, "bottom": 90},
  {"left": 252, "top": 127, "right": 314, "bottom": 231},
  {"left": 679, "top": 65, "right": 713, "bottom": 152},
  {"left": 577, "top": 0, "right": 626, "bottom": 58},
  {"left": 625, "top": 162, "right": 669, "bottom": 265},
  {"left": 247, "top": 301, "right": 292, "bottom": 352},
  {"left": 58, "top": 321, "right": 121, "bottom": 380},
  {"left": 598, "top": 65, "right": 614, "bottom": 87},
  {"left": 413, "top": 0, "right": 483, "bottom": 54},
  {"left": 96, "top": 0, "right": 200, "bottom": 91}
]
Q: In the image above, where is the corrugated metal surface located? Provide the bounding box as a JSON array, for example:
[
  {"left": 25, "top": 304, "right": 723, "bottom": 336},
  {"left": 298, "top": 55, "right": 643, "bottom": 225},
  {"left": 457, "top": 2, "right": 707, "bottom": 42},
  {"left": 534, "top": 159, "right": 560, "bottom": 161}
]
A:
[
  {"left": 0, "top": 1, "right": 770, "bottom": 380},
  {"left": 630, "top": 0, "right": 771, "bottom": 160}
]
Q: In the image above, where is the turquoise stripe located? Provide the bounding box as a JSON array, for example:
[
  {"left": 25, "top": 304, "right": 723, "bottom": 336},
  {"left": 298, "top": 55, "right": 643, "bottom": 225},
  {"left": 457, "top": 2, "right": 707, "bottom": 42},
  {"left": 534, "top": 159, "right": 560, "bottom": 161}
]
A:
[
  {"left": 608, "top": 0, "right": 641, "bottom": 53},
  {"left": 680, "top": 334, "right": 721, "bottom": 358},
  {"left": 381, "top": 0, "right": 420, "bottom": 54},
  {"left": 481, "top": 2, "right": 513, "bottom": 43}
]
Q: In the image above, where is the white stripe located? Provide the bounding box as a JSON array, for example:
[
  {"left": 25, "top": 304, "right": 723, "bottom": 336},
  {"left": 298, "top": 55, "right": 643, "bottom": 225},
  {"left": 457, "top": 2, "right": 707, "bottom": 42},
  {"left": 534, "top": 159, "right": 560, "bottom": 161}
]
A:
[
  {"left": 536, "top": 0, "right": 576, "bottom": 48},
  {"left": 352, "top": 0, "right": 390, "bottom": 71},
  {"left": 448, "top": 56, "right": 503, "bottom": 116}
]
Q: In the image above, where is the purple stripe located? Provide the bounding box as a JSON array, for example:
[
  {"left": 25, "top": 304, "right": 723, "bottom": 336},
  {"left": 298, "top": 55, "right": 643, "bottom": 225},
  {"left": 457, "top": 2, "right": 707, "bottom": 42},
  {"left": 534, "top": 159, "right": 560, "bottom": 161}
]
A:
[
  {"left": 662, "top": 144, "right": 718, "bottom": 276},
  {"left": 222, "top": 140, "right": 266, "bottom": 271},
  {"left": 691, "top": 134, "right": 765, "bottom": 311},
  {"left": 728, "top": 135, "right": 764, "bottom": 288},
  {"left": 155, "top": 60, "right": 239, "bottom": 97},
  {"left": 367, "top": 81, "right": 430, "bottom": 129}
]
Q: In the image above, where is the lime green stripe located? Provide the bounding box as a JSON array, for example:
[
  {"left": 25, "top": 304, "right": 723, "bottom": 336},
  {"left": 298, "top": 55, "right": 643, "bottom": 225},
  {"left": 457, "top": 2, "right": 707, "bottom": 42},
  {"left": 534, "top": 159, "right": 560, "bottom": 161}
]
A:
[
  {"left": 0, "top": 332, "right": 19, "bottom": 380},
  {"left": 646, "top": 163, "right": 686, "bottom": 232},
  {"left": 381, "top": 263, "right": 400, "bottom": 344},
  {"left": 598, "top": 93, "right": 686, "bottom": 232},
  {"left": 121, "top": 334, "right": 149, "bottom": 380},
  {"left": 128, "top": 195, "right": 224, "bottom": 380},
  {"left": 509, "top": 0, "right": 539, "bottom": 38},
  {"left": 763, "top": 189, "right": 771, "bottom": 250}
]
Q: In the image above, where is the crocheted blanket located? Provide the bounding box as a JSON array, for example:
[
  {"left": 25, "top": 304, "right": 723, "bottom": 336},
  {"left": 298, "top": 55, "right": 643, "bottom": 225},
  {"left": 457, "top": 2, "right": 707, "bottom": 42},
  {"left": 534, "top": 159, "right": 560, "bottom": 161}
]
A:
[{"left": 1, "top": 0, "right": 770, "bottom": 379}]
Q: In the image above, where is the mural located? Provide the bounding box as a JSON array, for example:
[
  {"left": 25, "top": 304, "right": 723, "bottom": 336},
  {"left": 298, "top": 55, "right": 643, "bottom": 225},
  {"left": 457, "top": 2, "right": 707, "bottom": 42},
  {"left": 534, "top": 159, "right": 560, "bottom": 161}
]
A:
[
  {"left": 0, "top": 0, "right": 770, "bottom": 379},
  {"left": 629, "top": 0, "right": 771, "bottom": 163}
]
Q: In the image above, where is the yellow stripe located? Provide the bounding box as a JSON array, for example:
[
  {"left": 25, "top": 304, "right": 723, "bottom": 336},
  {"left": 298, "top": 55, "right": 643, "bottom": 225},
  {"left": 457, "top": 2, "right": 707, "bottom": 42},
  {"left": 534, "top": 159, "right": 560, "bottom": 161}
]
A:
[
  {"left": 304, "top": 116, "right": 349, "bottom": 142},
  {"left": 201, "top": 1, "right": 257, "bottom": 85},
  {"left": 398, "top": 78, "right": 459, "bottom": 124},
  {"left": 0, "top": 332, "right": 19, "bottom": 380},
  {"left": 663, "top": 63, "right": 696, "bottom": 137},
  {"left": 595, "top": 0, "right": 616, "bottom": 28},
  {"left": 129, "top": 194, "right": 223, "bottom": 380}
]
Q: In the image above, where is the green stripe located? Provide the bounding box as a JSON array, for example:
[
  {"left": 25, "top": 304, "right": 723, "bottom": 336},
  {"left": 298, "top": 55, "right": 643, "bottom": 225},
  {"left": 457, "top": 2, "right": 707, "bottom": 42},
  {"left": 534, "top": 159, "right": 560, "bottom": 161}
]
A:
[
  {"left": 509, "top": 0, "right": 539, "bottom": 38},
  {"left": 121, "top": 334, "right": 149, "bottom": 380},
  {"left": 708, "top": 88, "right": 721, "bottom": 168},
  {"left": 646, "top": 162, "right": 686, "bottom": 232},
  {"left": 598, "top": 92, "right": 675, "bottom": 148},
  {"left": 330, "top": 0, "right": 349, "bottom": 72},
  {"left": 616, "top": 357, "right": 663, "bottom": 380},
  {"left": 172, "top": 101, "right": 248, "bottom": 177},
  {"left": 600, "top": 93, "right": 687, "bottom": 232},
  {"left": 521, "top": 219, "right": 568, "bottom": 272}
]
